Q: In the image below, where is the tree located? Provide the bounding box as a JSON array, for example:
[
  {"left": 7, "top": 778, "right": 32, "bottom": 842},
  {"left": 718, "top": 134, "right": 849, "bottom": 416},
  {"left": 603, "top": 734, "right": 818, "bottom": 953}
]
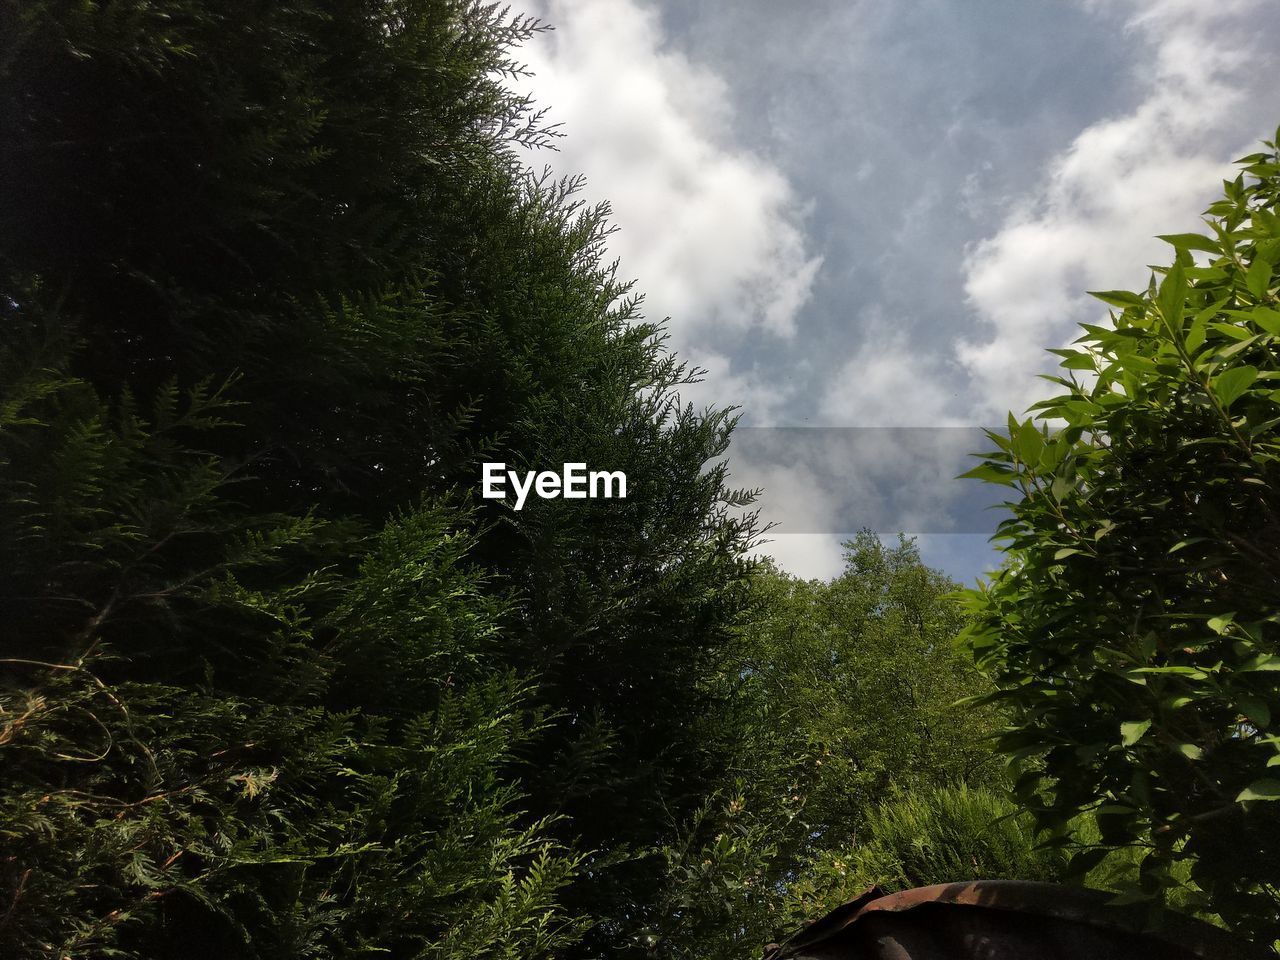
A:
[
  {"left": 1, "top": 2, "right": 760, "bottom": 955},
  {"left": 633, "top": 535, "right": 1007, "bottom": 959},
  {"left": 0, "top": 351, "right": 585, "bottom": 956},
  {"left": 958, "top": 131, "right": 1280, "bottom": 946}
]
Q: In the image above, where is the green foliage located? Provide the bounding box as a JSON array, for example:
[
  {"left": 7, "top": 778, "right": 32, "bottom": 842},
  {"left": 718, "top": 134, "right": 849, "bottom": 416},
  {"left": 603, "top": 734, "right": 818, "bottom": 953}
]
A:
[
  {"left": 1, "top": 1, "right": 760, "bottom": 956},
  {"left": 959, "top": 132, "right": 1280, "bottom": 944},
  {"left": 0, "top": 311, "right": 583, "bottom": 956},
  {"left": 0, "top": 397, "right": 582, "bottom": 958},
  {"left": 796, "top": 784, "right": 1064, "bottom": 904},
  {"left": 2, "top": 1, "right": 1077, "bottom": 956},
  {"left": 742, "top": 535, "right": 1006, "bottom": 818},
  {"left": 629, "top": 536, "right": 1009, "bottom": 959}
]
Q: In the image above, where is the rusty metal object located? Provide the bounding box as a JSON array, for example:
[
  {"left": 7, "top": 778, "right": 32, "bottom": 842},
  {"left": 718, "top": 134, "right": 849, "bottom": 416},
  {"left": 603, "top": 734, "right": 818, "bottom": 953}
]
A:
[{"left": 765, "top": 880, "right": 1271, "bottom": 960}]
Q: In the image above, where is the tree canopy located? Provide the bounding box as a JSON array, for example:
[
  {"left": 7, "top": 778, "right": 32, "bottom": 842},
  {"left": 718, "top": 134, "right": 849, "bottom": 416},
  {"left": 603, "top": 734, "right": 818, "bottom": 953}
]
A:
[
  {"left": 4, "top": 1, "right": 1275, "bottom": 957},
  {"left": 1, "top": 2, "right": 760, "bottom": 955},
  {"left": 960, "top": 133, "right": 1280, "bottom": 946}
]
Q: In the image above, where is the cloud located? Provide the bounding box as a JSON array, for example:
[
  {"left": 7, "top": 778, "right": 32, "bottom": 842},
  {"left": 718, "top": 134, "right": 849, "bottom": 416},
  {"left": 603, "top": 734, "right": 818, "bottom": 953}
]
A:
[
  {"left": 727, "top": 426, "right": 1003, "bottom": 535},
  {"left": 959, "top": 0, "right": 1275, "bottom": 421},
  {"left": 820, "top": 307, "right": 969, "bottom": 426},
  {"left": 511, "top": 0, "right": 829, "bottom": 567},
  {"left": 504, "top": 0, "right": 1279, "bottom": 582},
  {"left": 514, "top": 0, "right": 822, "bottom": 351},
  {"left": 753, "top": 534, "right": 847, "bottom": 581},
  {"left": 675, "top": 348, "right": 791, "bottom": 425}
]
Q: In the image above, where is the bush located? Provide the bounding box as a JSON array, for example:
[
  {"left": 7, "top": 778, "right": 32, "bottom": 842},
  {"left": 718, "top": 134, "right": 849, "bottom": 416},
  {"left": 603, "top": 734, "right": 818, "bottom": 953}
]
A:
[{"left": 958, "top": 130, "right": 1280, "bottom": 945}]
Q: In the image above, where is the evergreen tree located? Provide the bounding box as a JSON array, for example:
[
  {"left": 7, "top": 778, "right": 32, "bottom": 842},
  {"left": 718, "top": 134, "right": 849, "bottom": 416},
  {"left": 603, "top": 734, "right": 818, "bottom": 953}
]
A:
[{"left": 1, "top": 2, "right": 759, "bottom": 955}]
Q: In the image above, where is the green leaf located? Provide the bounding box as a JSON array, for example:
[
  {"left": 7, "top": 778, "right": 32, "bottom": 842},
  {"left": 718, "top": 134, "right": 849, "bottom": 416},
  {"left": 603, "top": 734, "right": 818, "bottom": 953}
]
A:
[
  {"left": 1238, "top": 696, "right": 1271, "bottom": 729},
  {"left": 1215, "top": 334, "right": 1263, "bottom": 361},
  {"left": 1038, "top": 439, "right": 1066, "bottom": 472},
  {"left": 1209, "top": 322, "right": 1255, "bottom": 342},
  {"left": 1245, "top": 257, "right": 1273, "bottom": 299},
  {"left": 1186, "top": 300, "right": 1227, "bottom": 353},
  {"left": 1157, "top": 233, "right": 1221, "bottom": 255},
  {"left": 1059, "top": 352, "right": 1097, "bottom": 371},
  {"left": 1054, "top": 547, "right": 1083, "bottom": 560},
  {"left": 1236, "top": 779, "right": 1280, "bottom": 802},
  {"left": 1088, "top": 290, "right": 1145, "bottom": 309},
  {"left": 1252, "top": 306, "right": 1280, "bottom": 335},
  {"left": 1017, "top": 419, "right": 1044, "bottom": 464},
  {"left": 1066, "top": 847, "right": 1113, "bottom": 879},
  {"left": 1157, "top": 261, "right": 1187, "bottom": 328},
  {"left": 958, "top": 463, "right": 1015, "bottom": 485},
  {"left": 1207, "top": 613, "right": 1236, "bottom": 635},
  {"left": 1120, "top": 719, "right": 1151, "bottom": 746},
  {"left": 1129, "top": 666, "right": 1208, "bottom": 679},
  {"left": 1241, "top": 653, "right": 1280, "bottom": 672},
  {"left": 1213, "top": 366, "right": 1258, "bottom": 409}
]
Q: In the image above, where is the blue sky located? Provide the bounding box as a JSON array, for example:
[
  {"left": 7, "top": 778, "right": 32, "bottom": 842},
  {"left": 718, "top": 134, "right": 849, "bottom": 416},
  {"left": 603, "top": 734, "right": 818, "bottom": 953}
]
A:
[{"left": 513, "top": 0, "right": 1280, "bottom": 581}]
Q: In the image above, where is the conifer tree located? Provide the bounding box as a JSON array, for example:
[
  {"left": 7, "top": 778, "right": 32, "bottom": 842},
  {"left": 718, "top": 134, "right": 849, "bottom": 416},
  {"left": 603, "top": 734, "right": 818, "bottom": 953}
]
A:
[{"left": 1, "top": 2, "right": 759, "bottom": 955}]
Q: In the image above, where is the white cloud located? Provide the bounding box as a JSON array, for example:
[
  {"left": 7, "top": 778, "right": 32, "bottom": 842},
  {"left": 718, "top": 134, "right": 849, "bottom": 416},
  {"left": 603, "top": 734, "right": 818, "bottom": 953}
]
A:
[
  {"left": 515, "top": 0, "right": 822, "bottom": 349},
  {"left": 734, "top": 455, "right": 847, "bottom": 579},
  {"left": 959, "top": 0, "right": 1273, "bottom": 421},
  {"left": 675, "top": 349, "right": 790, "bottom": 425},
  {"left": 753, "top": 534, "right": 847, "bottom": 581},
  {"left": 821, "top": 309, "right": 968, "bottom": 426}
]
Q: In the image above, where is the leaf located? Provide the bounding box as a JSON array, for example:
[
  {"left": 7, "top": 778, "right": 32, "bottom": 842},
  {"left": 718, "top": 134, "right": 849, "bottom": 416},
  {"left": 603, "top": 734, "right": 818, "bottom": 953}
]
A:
[
  {"left": 1254, "top": 306, "right": 1280, "bottom": 335},
  {"left": 1241, "top": 653, "right": 1280, "bottom": 672},
  {"left": 1207, "top": 613, "right": 1236, "bottom": 635},
  {"left": 1054, "top": 547, "right": 1083, "bottom": 560},
  {"left": 1245, "top": 257, "right": 1273, "bottom": 299},
  {"left": 1236, "top": 779, "right": 1280, "bottom": 802},
  {"left": 1209, "top": 322, "right": 1255, "bottom": 342},
  {"left": 1129, "top": 666, "right": 1208, "bottom": 679},
  {"left": 1121, "top": 719, "right": 1151, "bottom": 746},
  {"left": 1186, "top": 299, "right": 1227, "bottom": 353},
  {"left": 1237, "top": 696, "right": 1271, "bottom": 729},
  {"left": 1059, "top": 352, "right": 1097, "bottom": 371},
  {"left": 1017, "top": 419, "right": 1044, "bottom": 464},
  {"left": 1216, "top": 335, "right": 1263, "bottom": 362},
  {"left": 958, "top": 463, "right": 1015, "bottom": 485},
  {"left": 1088, "top": 290, "right": 1145, "bottom": 309},
  {"left": 1065, "top": 847, "right": 1113, "bottom": 879},
  {"left": 1213, "top": 366, "right": 1258, "bottom": 409},
  {"left": 1157, "top": 261, "right": 1187, "bottom": 328},
  {"left": 1157, "top": 233, "right": 1221, "bottom": 255},
  {"left": 1039, "top": 439, "right": 1066, "bottom": 472}
]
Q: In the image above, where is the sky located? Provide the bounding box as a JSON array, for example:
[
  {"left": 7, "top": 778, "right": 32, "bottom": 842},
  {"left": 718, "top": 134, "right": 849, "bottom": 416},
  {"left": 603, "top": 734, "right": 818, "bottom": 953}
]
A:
[{"left": 511, "top": 0, "right": 1280, "bottom": 582}]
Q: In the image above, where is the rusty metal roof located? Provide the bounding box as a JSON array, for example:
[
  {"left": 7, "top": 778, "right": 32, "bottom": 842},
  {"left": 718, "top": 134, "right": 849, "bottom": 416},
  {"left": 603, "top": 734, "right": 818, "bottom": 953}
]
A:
[{"left": 765, "top": 880, "right": 1271, "bottom": 960}]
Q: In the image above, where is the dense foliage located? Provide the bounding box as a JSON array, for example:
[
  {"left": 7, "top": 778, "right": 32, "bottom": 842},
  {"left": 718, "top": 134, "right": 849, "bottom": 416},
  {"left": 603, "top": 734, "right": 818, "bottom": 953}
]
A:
[
  {"left": 0, "top": 1, "right": 1024, "bottom": 957},
  {"left": 1, "top": 2, "right": 759, "bottom": 956},
  {"left": 633, "top": 536, "right": 1019, "bottom": 959},
  {"left": 959, "top": 133, "right": 1280, "bottom": 946},
  {"left": 10, "top": 1, "right": 1239, "bottom": 956}
]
